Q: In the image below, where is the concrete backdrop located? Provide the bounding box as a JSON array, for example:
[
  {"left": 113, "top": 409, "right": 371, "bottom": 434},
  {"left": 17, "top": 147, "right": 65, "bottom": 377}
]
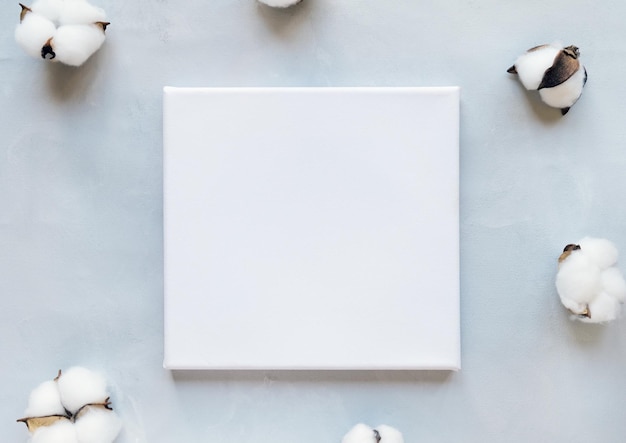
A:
[{"left": 2, "top": 0, "right": 626, "bottom": 442}]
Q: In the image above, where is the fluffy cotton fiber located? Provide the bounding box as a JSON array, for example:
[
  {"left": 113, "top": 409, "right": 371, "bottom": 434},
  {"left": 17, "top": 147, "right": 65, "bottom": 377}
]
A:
[
  {"left": 15, "top": 12, "right": 57, "bottom": 58},
  {"left": 538, "top": 65, "right": 587, "bottom": 111},
  {"left": 511, "top": 44, "right": 561, "bottom": 90},
  {"left": 56, "top": 366, "right": 108, "bottom": 415},
  {"left": 342, "top": 423, "right": 404, "bottom": 443},
  {"left": 342, "top": 423, "right": 377, "bottom": 443},
  {"left": 23, "top": 380, "right": 66, "bottom": 418},
  {"left": 30, "top": 420, "right": 79, "bottom": 443},
  {"left": 29, "top": 0, "right": 64, "bottom": 22},
  {"left": 48, "top": 23, "right": 106, "bottom": 66},
  {"left": 54, "top": 0, "right": 106, "bottom": 25},
  {"left": 15, "top": 0, "right": 108, "bottom": 66},
  {"left": 74, "top": 406, "right": 123, "bottom": 443},
  {"left": 556, "top": 237, "right": 626, "bottom": 323},
  {"left": 258, "top": 0, "right": 303, "bottom": 7}
]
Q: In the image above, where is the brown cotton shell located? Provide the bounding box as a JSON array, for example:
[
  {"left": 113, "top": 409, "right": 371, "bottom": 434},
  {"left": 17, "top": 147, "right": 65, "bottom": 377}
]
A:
[
  {"left": 19, "top": 3, "right": 32, "bottom": 22},
  {"left": 17, "top": 415, "right": 71, "bottom": 433},
  {"left": 95, "top": 21, "right": 110, "bottom": 33},
  {"left": 538, "top": 46, "right": 580, "bottom": 90},
  {"left": 558, "top": 243, "right": 581, "bottom": 264}
]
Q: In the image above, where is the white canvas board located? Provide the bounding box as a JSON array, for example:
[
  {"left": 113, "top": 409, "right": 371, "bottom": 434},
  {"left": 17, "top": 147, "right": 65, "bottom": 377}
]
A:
[{"left": 163, "top": 87, "right": 460, "bottom": 370}]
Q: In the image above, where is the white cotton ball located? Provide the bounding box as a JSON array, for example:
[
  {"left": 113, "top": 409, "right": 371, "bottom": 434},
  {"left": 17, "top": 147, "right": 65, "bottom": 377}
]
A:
[
  {"left": 375, "top": 425, "right": 404, "bottom": 443},
  {"left": 74, "top": 406, "right": 123, "bottom": 443},
  {"left": 556, "top": 252, "right": 600, "bottom": 310},
  {"left": 342, "top": 423, "right": 378, "bottom": 443},
  {"left": 578, "top": 237, "right": 619, "bottom": 270},
  {"left": 48, "top": 23, "right": 106, "bottom": 66},
  {"left": 15, "top": 12, "right": 56, "bottom": 59},
  {"left": 601, "top": 267, "right": 626, "bottom": 302},
  {"left": 24, "top": 380, "right": 66, "bottom": 418},
  {"left": 58, "top": 0, "right": 107, "bottom": 26},
  {"left": 30, "top": 420, "right": 78, "bottom": 443},
  {"left": 510, "top": 44, "right": 561, "bottom": 90},
  {"left": 258, "top": 0, "right": 303, "bottom": 7},
  {"left": 538, "top": 65, "right": 586, "bottom": 111},
  {"left": 57, "top": 367, "right": 108, "bottom": 414}
]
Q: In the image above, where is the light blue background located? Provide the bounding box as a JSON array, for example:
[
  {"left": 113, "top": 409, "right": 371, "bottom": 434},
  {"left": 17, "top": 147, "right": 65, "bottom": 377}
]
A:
[{"left": 2, "top": 1, "right": 626, "bottom": 442}]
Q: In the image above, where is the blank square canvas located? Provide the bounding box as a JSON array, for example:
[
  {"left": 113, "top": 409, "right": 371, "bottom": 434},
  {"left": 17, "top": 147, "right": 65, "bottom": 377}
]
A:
[{"left": 163, "top": 87, "right": 460, "bottom": 370}]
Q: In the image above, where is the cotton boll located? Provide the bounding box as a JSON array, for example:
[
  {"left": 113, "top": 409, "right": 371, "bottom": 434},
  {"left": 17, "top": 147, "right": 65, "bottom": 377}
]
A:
[
  {"left": 15, "top": 12, "right": 56, "bottom": 59},
  {"left": 57, "top": 367, "right": 108, "bottom": 414},
  {"left": 45, "top": 23, "right": 106, "bottom": 66},
  {"left": 23, "top": 380, "right": 66, "bottom": 418},
  {"left": 30, "top": 420, "right": 78, "bottom": 443},
  {"left": 342, "top": 423, "right": 378, "bottom": 443},
  {"left": 16, "top": 0, "right": 109, "bottom": 65},
  {"left": 74, "top": 406, "right": 122, "bottom": 443},
  {"left": 578, "top": 237, "right": 619, "bottom": 270},
  {"left": 508, "top": 43, "right": 586, "bottom": 115},
  {"left": 375, "top": 425, "right": 404, "bottom": 443},
  {"left": 556, "top": 239, "right": 626, "bottom": 323},
  {"left": 508, "top": 44, "right": 561, "bottom": 90},
  {"left": 258, "top": 0, "right": 303, "bottom": 7}
]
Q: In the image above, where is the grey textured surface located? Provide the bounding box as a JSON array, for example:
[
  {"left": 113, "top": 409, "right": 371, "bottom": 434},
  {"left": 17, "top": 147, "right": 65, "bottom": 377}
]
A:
[{"left": 2, "top": 1, "right": 626, "bottom": 442}]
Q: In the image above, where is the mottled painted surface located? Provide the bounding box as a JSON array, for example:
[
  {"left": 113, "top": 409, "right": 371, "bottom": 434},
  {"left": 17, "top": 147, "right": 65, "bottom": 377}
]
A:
[{"left": 2, "top": 1, "right": 626, "bottom": 442}]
